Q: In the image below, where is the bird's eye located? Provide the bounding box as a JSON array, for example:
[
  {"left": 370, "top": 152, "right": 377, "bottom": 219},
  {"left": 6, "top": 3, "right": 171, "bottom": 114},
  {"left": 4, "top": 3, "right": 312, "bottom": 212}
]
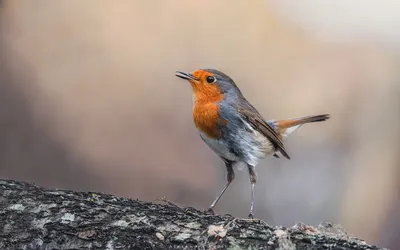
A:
[{"left": 206, "top": 76, "right": 216, "bottom": 83}]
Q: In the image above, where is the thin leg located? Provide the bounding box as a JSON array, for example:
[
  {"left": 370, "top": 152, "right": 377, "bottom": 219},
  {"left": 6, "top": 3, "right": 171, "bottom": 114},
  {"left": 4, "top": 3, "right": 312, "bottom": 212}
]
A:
[
  {"left": 208, "top": 161, "right": 235, "bottom": 214},
  {"left": 247, "top": 165, "right": 257, "bottom": 219}
]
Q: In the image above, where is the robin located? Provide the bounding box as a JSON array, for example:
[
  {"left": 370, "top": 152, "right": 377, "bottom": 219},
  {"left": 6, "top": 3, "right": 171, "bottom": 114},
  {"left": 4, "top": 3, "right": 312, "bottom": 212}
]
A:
[{"left": 175, "top": 69, "right": 330, "bottom": 218}]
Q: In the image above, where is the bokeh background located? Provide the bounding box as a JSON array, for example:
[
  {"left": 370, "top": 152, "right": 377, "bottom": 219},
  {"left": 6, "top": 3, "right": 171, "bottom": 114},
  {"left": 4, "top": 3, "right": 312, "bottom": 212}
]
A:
[{"left": 1, "top": 1, "right": 399, "bottom": 248}]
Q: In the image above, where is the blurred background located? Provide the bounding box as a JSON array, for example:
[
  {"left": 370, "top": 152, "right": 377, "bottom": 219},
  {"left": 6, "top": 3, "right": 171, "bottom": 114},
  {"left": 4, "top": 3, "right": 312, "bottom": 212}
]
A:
[{"left": 1, "top": 0, "right": 399, "bottom": 248}]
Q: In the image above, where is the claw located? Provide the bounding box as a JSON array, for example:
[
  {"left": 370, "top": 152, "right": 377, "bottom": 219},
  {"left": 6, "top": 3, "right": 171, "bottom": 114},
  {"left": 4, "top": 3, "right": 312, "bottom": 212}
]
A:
[{"left": 207, "top": 207, "right": 215, "bottom": 215}]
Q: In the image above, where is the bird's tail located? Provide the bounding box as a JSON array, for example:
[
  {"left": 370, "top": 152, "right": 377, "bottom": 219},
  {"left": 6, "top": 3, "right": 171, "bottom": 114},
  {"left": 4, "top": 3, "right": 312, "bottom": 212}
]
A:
[{"left": 267, "top": 114, "right": 330, "bottom": 137}]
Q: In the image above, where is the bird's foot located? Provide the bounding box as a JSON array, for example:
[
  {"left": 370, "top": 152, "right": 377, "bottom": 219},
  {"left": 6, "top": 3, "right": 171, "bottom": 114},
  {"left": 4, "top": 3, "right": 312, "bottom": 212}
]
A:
[{"left": 206, "top": 207, "right": 215, "bottom": 215}]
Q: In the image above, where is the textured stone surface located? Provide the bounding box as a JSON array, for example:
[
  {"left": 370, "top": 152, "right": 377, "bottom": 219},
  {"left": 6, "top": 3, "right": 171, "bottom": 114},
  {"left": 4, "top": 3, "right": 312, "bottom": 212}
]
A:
[{"left": 0, "top": 179, "right": 387, "bottom": 250}]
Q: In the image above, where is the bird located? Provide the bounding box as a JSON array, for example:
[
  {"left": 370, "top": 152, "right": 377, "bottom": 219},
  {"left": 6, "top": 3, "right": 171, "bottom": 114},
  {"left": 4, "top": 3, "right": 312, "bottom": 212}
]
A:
[{"left": 175, "top": 69, "right": 330, "bottom": 219}]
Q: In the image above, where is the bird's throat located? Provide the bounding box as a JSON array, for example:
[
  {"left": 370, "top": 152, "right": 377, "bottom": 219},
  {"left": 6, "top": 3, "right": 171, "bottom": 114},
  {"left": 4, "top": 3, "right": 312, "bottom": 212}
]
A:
[
  {"left": 192, "top": 101, "right": 222, "bottom": 139},
  {"left": 190, "top": 82, "right": 224, "bottom": 139}
]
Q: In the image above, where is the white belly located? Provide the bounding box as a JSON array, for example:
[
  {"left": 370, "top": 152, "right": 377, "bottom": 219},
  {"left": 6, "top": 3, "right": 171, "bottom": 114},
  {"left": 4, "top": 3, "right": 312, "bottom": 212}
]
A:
[
  {"left": 199, "top": 124, "right": 275, "bottom": 167},
  {"left": 200, "top": 132, "right": 239, "bottom": 162}
]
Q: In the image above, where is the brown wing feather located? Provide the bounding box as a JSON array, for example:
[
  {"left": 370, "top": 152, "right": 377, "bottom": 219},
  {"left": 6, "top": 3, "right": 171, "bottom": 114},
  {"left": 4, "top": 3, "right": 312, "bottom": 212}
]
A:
[{"left": 236, "top": 107, "right": 291, "bottom": 160}]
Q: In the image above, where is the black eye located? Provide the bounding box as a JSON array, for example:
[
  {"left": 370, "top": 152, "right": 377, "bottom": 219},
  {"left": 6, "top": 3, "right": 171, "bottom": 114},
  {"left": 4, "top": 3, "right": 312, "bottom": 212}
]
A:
[{"left": 206, "top": 76, "right": 216, "bottom": 83}]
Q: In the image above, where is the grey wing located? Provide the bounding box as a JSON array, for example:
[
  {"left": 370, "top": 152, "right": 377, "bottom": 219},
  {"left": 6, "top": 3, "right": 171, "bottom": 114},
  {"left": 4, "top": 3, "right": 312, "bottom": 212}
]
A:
[{"left": 234, "top": 101, "right": 290, "bottom": 160}]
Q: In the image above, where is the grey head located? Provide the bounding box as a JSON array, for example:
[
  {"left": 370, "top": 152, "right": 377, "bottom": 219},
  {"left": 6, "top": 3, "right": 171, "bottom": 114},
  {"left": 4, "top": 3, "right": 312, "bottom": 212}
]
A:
[{"left": 175, "top": 68, "right": 244, "bottom": 97}]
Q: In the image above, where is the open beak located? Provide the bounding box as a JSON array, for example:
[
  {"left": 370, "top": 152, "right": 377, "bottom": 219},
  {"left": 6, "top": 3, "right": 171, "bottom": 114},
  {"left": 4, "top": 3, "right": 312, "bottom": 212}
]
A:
[{"left": 175, "top": 71, "right": 198, "bottom": 81}]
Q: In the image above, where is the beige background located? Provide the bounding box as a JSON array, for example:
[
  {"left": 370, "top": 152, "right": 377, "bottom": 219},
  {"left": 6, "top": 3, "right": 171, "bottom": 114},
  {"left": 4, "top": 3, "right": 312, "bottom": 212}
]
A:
[{"left": 1, "top": 1, "right": 399, "bottom": 248}]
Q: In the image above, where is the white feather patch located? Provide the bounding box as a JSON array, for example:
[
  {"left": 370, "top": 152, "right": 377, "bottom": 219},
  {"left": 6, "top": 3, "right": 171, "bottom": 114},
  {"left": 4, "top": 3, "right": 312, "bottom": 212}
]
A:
[
  {"left": 233, "top": 161, "right": 246, "bottom": 171},
  {"left": 280, "top": 124, "right": 302, "bottom": 137}
]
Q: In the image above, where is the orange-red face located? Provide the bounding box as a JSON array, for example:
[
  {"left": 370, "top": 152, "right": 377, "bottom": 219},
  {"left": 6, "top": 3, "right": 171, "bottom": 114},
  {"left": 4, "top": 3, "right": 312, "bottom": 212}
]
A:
[
  {"left": 175, "top": 69, "right": 223, "bottom": 103},
  {"left": 175, "top": 69, "right": 225, "bottom": 138}
]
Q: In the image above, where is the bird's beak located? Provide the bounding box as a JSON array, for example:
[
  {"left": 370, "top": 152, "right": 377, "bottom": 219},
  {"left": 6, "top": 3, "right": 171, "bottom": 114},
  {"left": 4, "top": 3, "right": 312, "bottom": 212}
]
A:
[{"left": 175, "top": 71, "right": 198, "bottom": 81}]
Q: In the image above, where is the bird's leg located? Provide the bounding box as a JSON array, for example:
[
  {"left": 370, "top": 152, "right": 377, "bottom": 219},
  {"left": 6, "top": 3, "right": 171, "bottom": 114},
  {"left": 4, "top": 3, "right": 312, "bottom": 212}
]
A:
[
  {"left": 247, "top": 164, "right": 257, "bottom": 219},
  {"left": 207, "top": 161, "right": 235, "bottom": 215}
]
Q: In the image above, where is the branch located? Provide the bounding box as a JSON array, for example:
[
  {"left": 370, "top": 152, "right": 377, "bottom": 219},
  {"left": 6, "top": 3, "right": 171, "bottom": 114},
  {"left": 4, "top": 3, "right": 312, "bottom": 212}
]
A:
[{"left": 0, "top": 179, "right": 386, "bottom": 250}]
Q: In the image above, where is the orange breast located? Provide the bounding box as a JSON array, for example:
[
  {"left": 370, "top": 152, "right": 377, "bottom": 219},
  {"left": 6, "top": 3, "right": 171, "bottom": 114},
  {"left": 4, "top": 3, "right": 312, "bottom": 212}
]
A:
[
  {"left": 191, "top": 83, "right": 224, "bottom": 139},
  {"left": 193, "top": 102, "right": 221, "bottom": 138}
]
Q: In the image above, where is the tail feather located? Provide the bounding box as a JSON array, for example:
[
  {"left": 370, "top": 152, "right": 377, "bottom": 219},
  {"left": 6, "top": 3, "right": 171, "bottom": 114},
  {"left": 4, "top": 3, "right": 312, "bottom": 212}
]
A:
[{"left": 268, "top": 114, "right": 330, "bottom": 137}]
